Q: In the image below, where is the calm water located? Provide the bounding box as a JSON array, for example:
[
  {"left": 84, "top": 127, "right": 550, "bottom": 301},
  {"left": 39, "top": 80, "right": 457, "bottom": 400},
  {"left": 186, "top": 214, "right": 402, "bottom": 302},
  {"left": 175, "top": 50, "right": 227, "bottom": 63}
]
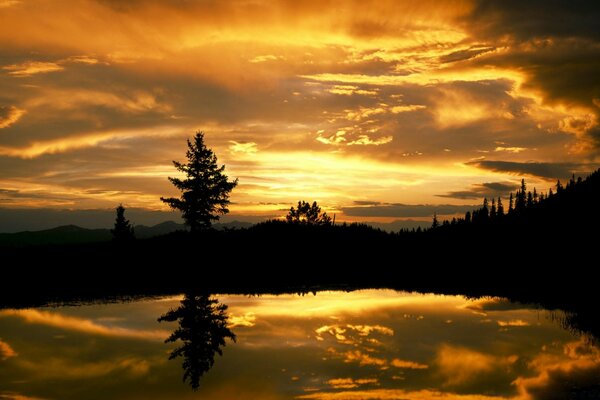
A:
[{"left": 0, "top": 290, "right": 597, "bottom": 399}]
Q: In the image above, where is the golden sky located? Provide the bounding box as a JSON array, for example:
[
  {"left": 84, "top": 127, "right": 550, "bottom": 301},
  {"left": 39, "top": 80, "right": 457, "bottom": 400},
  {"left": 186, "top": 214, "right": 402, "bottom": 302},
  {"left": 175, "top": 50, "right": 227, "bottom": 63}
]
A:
[{"left": 1, "top": 0, "right": 599, "bottom": 228}]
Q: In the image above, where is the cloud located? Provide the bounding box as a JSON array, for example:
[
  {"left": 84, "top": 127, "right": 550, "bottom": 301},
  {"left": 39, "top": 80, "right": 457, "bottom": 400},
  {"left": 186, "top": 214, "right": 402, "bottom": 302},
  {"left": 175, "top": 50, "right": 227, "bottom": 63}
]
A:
[
  {"left": 3, "top": 61, "right": 63, "bottom": 76},
  {"left": 0, "top": 309, "right": 168, "bottom": 341},
  {"left": 342, "top": 350, "right": 387, "bottom": 367},
  {"left": 229, "top": 141, "right": 258, "bottom": 154},
  {"left": 461, "top": 1, "right": 600, "bottom": 148},
  {"left": 0, "top": 338, "right": 17, "bottom": 360},
  {"left": 391, "top": 358, "right": 429, "bottom": 370},
  {"left": 0, "top": 0, "right": 598, "bottom": 217},
  {"left": 327, "top": 377, "right": 378, "bottom": 389},
  {"left": 438, "top": 181, "right": 518, "bottom": 200},
  {"left": 467, "top": 160, "right": 595, "bottom": 180},
  {"left": 0, "top": 106, "right": 25, "bottom": 129},
  {"left": 341, "top": 204, "right": 476, "bottom": 218},
  {"left": 440, "top": 46, "right": 496, "bottom": 64}
]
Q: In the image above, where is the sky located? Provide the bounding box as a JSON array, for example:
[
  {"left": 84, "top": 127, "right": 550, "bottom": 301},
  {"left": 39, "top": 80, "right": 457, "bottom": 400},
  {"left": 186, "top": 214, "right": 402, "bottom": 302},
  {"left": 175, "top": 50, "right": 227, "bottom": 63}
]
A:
[
  {"left": 1, "top": 0, "right": 599, "bottom": 230},
  {"left": 0, "top": 291, "right": 596, "bottom": 399}
]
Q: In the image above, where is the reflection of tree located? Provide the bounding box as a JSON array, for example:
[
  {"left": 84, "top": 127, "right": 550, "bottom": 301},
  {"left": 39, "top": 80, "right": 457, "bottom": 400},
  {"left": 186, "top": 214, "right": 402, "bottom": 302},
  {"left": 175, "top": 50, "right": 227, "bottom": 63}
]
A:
[{"left": 158, "top": 294, "right": 236, "bottom": 390}]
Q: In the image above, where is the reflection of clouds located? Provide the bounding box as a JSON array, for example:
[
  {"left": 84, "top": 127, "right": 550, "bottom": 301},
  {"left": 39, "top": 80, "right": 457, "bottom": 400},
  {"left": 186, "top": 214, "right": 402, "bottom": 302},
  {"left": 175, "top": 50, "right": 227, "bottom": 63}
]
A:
[
  {"left": 514, "top": 339, "right": 600, "bottom": 400},
  {"left": 0, "top": 392, "right": 47, "bottom": 400},
  {"left": 0, "top": 309, "right": 168, "bottom": 341},
  {"left": 315, "top": 323, "right": 393, "bottom": 345},
  {"left": 497, "top": 320, "right": 529, "bottom": 327},
  {"left": 297, "top": 388, "right": 507, "bottom": 399},
  {"left": 341, "top": 350, "right": 387, "bottom": 367},
  {"left": 390, "top": 358, "right": 428, "bottom": 370},
  {"left": 222, "top": 291, "right": 468, "bottom": 318},
  {"left": 327, "top": 377, "right": 378, "bottom": 389},
  {"left": 0, "top": 291, "right": 595, "bottom": 399},
  {"left": 435, "top": 344, "right": 518, "bottom": 388},
  {"left": 0, "top": 338, "right": 17, "bottom": 360},
  {"left": 17, "top": 357, "right": 152, "bottom": 379},
  {"left": 229, "top": 312, "right": 257, "bottom": 328}
]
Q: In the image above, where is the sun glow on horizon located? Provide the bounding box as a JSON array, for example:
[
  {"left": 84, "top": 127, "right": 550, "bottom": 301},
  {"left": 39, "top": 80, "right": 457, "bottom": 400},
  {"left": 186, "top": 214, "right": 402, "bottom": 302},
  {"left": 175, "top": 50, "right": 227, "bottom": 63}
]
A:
[{"left": 0, "top": 0, "right": 598, "bottom": 228}]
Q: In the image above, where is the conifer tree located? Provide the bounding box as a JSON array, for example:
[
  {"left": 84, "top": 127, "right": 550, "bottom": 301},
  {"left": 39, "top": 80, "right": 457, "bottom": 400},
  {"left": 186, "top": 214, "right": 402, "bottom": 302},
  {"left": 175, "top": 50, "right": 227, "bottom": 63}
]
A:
[
  {"left": 161, "top": 132, "right": 238, "bottom": 231},
  {"left": 111, "top": 204, "right": 134, "bottom": 242}
]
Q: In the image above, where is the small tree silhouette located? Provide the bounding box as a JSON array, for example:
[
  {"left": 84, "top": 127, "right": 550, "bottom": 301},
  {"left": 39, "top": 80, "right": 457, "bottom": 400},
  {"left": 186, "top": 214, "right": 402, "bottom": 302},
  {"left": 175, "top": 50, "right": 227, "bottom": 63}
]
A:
[
  {"left": 431, "top": 212, "right": 439, "bottom": 229},
  {"left": 286, "top": 200, "right": 332, "bottom": 225},
  {"left": 110, "top": 204, "right": 134, "bottom": 242},
  {"left": 161, "top": 132, "right": 238, "bottom": 231},
  {"left": 158, "top": 294, "right": 236, "bottom": 390}
]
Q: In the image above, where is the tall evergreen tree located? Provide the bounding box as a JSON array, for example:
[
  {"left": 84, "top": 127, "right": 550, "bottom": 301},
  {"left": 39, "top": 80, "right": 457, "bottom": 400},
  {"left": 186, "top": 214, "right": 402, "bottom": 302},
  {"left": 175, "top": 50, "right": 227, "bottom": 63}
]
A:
[
  {"left": 490, "top": 198, "right": 496, "bottom": 219},
  {"left": 431, "top": 212, "right": 439, "bottom": 228},
  {"left": 161, "top": 132, "right": 238, "bottom": 231},
  {"left": 515, "top": 179, "right": 527, "bottom": 211},
  {"left": 481, "top": 197, "right": 489, "bottom": 220},
  {"left": 508, "top": 193, "right": 514, "bottom": 213},
  {"left": 497, "top": 197, "right": 504, "bottom": 217},
  {"left": 111, "top": 204, "right": 134, "bottom": 242}
]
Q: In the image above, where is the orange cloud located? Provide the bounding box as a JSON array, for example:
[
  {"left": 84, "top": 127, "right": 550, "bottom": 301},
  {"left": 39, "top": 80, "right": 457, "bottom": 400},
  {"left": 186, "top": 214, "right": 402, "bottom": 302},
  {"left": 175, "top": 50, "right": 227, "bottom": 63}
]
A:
[
  {"left": 391, "top": 358, "right": 429, "bottom": 370},
  {"left": 0, "top": 106, "right": 24, "bottom": 129},
  {"left": 327, "top": 377, "right": 378, "bottom": 389},
  {"left": 3, "top": 61, "right": 63, "bottom": 76},
  {"left": 0, "top": 338, "right": 17, "bottom": 360}
]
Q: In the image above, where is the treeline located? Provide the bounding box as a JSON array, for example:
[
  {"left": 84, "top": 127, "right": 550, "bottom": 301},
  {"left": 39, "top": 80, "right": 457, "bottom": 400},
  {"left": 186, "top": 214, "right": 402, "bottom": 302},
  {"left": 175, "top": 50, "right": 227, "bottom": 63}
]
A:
[{"left": 429, "top": 169, "right": 600, "bottom": 233}]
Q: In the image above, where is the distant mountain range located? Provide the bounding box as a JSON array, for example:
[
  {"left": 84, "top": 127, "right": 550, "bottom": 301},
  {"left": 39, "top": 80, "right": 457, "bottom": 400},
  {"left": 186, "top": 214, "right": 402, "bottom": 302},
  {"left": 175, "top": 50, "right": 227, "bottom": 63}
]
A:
[
  {"left": 0, "top": 220, "right": 254, "bottom": 246},
  {"left": 0, "top": 218, "right": 428, "bottom": 246}
]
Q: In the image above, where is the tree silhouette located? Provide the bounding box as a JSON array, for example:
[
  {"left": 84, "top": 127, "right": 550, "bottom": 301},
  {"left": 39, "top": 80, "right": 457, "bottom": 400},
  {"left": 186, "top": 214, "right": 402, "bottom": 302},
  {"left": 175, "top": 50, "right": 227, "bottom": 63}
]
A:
[
  {"left": 515, "top": 179, "right": 527, "bottom": 211},
  {"left": 158, "top": 294, "right": 236, "bottom": 390},
  {"left": 110, "top": 204, "right": 134, "bottom": 242},
  {"left": 497, "top": 197, "right": 504, "bottom": 217},
  {"left": 431, "top": 212, "right": 439, "bottom": 228},
  {"left": 286, "top": 200, "right": 332, "bottom": 225},
  {"left": 161, "top": 132, "right": 238, "bottom": 231}
]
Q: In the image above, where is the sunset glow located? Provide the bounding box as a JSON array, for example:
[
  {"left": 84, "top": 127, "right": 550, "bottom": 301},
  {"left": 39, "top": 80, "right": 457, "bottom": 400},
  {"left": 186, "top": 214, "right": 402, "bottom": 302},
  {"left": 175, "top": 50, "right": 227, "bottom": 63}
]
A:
[{"left": 1, "top": 0, "right": 599, "bottom": 227}]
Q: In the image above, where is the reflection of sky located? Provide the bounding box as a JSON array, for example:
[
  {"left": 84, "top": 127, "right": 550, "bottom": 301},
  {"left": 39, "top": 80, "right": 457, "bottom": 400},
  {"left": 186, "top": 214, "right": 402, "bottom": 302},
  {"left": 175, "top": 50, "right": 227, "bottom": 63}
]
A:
[{"left": 0, "top": 290, "right": 597, "bottom": 400}]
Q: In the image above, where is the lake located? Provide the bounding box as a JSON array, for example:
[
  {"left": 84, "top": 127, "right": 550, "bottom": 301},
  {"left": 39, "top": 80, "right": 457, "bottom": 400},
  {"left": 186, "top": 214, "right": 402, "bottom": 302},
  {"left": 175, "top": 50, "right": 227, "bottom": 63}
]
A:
[{"left": 0, "top": 290, "right": 598, "bottom": 399}]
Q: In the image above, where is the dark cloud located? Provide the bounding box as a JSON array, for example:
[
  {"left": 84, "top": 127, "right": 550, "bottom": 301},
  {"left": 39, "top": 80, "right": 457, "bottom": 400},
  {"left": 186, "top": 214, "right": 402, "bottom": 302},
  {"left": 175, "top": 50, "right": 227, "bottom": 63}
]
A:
[
  {"left": 439, "top": 46, "right": 495, "bottom": 64},
  {"left": 467, "top": 1, "right": 600, "bottom": 42},
  {"left": 352, "top": 200, "right": 382, "bottom": 206},
  {"left": 341, "top": 204, "right": 476, "bottom": 218},
  {"left": 438, "top": 182, "right": 518, "bottom": 200},
  {"left": 521, "top": 360, "right": 600, "bottom": 400},
  {"left": 467, "top": 160, "right": 595, "bottom": 180},
  {"left": 462, "top": 1, "right": 600, "bottom": 149}
]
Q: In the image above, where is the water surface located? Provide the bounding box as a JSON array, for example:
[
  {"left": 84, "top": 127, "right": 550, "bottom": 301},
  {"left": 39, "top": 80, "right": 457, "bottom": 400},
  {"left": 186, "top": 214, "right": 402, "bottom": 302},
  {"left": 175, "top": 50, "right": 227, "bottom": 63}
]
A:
[{"left": 0, "top": 290, "right": 597, "bottom": 399}]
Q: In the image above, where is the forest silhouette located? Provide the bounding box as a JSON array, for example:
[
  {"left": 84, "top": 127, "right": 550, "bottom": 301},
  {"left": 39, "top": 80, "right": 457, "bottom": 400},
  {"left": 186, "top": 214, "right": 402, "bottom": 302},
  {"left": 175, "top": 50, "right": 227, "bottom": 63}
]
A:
[{"left": 1, "top": 168, "right": 598, "bottom": 301}]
